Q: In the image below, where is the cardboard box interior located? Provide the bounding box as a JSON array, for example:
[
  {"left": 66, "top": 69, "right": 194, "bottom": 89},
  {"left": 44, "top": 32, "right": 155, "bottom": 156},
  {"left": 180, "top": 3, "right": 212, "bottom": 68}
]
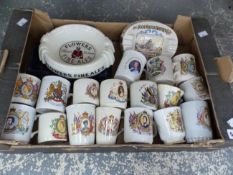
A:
[{"left": 1, "top": 9, "right": 225, "bottom": 150}]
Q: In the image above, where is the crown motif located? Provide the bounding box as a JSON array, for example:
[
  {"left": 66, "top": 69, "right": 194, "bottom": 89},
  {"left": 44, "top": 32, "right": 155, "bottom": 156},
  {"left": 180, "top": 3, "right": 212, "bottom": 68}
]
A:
[
  {"left": 28, "top": 78, "right": 33, "bottom": 83},
  {"left": 80, "top": 112, "right": 89, "bottom": 120},
  {"left": 9, "top": 107, "right": 16, "bottom": 113},
  {"left": 82, "top": 112, "right": 88, "bottom": 117},
  {"left": 60, "top": 114, "right": 65, "bottom": 119},
  {"left": 119, "top": 81, "right": 123, "bottom": 86},
  {"left": 109, "top": 115, "right": 114, "bottom": 119}
]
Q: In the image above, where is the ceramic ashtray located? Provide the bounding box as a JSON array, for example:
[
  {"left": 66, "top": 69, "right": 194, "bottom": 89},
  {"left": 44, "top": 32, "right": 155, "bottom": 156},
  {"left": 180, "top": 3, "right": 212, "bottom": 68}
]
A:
[
  {"left": 122, "top": 20, "right": 178, "bottom": 59},
  {"left": 39, "top": 24, "right": 115, "bottom": 79}
]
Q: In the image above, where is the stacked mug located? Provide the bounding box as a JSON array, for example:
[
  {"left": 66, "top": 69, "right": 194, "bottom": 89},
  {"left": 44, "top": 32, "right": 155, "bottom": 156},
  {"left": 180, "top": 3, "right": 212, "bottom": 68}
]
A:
[
  {"left": 114, "top": 50, "right": 156, "bottom": 144},
  {"left": 173, "top": 53, "right": 213, "bottom": 143},
  {"left": 113, "top": 50, "right": 185, "bottom": 144},
  {"left": 8, "top": 75, "right": 100, "bottom": 146},
  {"left": 35, "top": 75, "right": 71, "bottom": 144},
  {"left": 126, "top": 80, "right": 157, "bottom": 144},
  {"left": 66, "top": 78, "right": 99, "bottom": 145},
  {"left": 1, "top": 73, "right": 41, "bottom": 144},
  {"left": 144, "top": 53, "right": 213, "bottom": 144},
  {"left": 98, "top": 79, "right": 128, "bottom": 144},
  {"left": 145, "top": 55, "right": 186, "bottom": 144}
]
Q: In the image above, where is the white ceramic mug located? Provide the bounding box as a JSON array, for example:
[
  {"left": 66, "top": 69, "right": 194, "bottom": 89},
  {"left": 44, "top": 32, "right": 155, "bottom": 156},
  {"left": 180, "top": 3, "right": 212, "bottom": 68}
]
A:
[
  {"left": 158, "top": 84, "right": 184, "bottom": 108},
  {"left": 154, "top": 107, "right": 185, "bottom": 144},
  {"left": 146, "top": 56, "right": 174, "bottom": 85},
  {"left": 66, "top": 104, "right": 95, "bottom": 145},
  {"left": 1, "top": 103, "right": 36, "bottom": 144},
  {"left": 36, "top": 112, "right": 68, "bottom": 143},
  {"left": 12, "top": 73, "right": 41, "bottom": 106},
  {"left": 73, "top": 78, "right": 99, "bottom": 106},
  {"left": 172, "top": 53, "right": 198, "bottom": 84},
  {"left": 36, "top": 76, "right": 70, "bottom": 113},
  {"left": 96, "top": 107, "right": 121, "bottom": 144},
  {"left": 124, "top": 107, "right": 153, "bottom": 144},
  {"left": 179, "top": 76, "right": 210, "bottom": 101},
  {"left": 130, "top": 80, "right": 158, "bottom": 110},
  {"left": 100, "top": 79, "right": 128, "bottom": 109},
  {"left": 181, "top": 100, "right": 213, "bottom": 143},
  {"left": 114, "top": 50, "right": 147, "bottom": 84}
]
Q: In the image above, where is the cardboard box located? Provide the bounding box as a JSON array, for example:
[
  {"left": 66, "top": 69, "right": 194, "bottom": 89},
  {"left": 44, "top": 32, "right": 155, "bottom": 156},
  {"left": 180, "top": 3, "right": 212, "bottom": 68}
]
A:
[{"left": 0, "top": 9, "right": 232, "bottom": 153}]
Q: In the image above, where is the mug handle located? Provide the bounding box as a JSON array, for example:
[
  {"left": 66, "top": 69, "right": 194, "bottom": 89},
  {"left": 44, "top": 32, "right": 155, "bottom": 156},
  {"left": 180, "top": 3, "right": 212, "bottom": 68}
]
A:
[
  {"left": 179, "top": 89, "right": 185, "bottom": 97},
  {"left": 67, "top": 93, "right": 73, "bottom": 103},
  {"left": 31, "top": 115, "right": 40, "bottom": 139},
  {"left": 172, "top": 62, "right": 179, "bottom": 72},
  {"left": 173, "top": 64, "right": 180, "bottom": 81},
  {"left": 117, "top": 128, "right": 124, "bottom": 137},
  {"left": 68, "top": 93, "right": 73, "bottom": 98},
  {"left": 34, "top": 114, "right": 40, "bottom": 121},
  {"left": 31, "top": 130, "right": 38, "bottom": 139},
  {"left": 153, "top": 120, "right": 158, "bottom": 138}
]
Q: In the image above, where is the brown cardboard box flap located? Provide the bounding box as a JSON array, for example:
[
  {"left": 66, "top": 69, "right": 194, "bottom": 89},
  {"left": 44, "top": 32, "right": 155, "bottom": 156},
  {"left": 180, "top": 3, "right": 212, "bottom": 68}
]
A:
[
  {"left": 30, "top": 9, "right": 54, "bottom": 39},
  {"left": 174, "top": 15, "right": 193, "bottom": 45},
  {"left": 215, "top": 56, "right": 233, "bottom": 83}
]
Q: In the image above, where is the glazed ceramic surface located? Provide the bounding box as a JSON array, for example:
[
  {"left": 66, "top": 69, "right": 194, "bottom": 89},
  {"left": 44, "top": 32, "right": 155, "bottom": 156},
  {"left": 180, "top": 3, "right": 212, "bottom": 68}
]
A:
[
  {"left": 73, "top": 78, "right": 99, "bottom": 106},
  {"left": 181, "top": 100, "right": 213, "bottom": 143},
  {"left": 11, "top": 73, "right": 41, "bottom": 106},
  {"left": 154, "top": 107, "right": 185, "bottom": 144},
  {"left": 179, "top": 76, "right": 210, "bottom": 101},
  {"left": 130, "top": 80, "right": 158, "bottom": 110},
  {"left": 1, "top": 103, "right": 36, "bottom": 144},
  {"left": 66, "top": 104, "right": 95, "bottom": 145},
  {"left": 124, "top": 107, "right": 153, "bottom": 144},
  {"left": 157, "top": 84, "right": 184, "bottom": 108},
  {"left": 114, "top": 50, "right": 147, "bottom": 84},
  {"left": 122, "top": 20, "right": 178, "bottom": 59},
  {"left": 146, "top": 56, "right": 174, "bottom": 84},
  {"left": 39, "top": 24, "right": 115, "bottom": 79},
  {"left": 96, "top": 107, "right": 121, "bottom": 144},
  {"left": 100, "top": 79, "right": 128, "bottom": 109},
  {"left": 172, "top": 53, "right": 198, "bottom": 84},
  {"left": 36, "top": 76, "right": 70, "bottom": 114},
  {"left": 37, "top": 112, "right": 68, "bottom": 143}
]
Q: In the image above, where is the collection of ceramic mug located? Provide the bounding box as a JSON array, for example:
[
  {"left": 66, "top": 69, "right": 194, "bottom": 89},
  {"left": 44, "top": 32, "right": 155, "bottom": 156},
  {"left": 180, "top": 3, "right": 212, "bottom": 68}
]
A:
[
  {"left": 114, "top": 50, "right": 213, "bottom": 144},
  {"left": 1, "top": 20, "right": 214, "bottom": 145}
]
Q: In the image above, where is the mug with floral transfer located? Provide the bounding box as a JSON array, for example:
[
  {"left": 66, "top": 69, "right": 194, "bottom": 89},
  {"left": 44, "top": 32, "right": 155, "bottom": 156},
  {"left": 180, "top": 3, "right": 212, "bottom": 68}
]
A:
[
  {"left": 181, "top": 100, "right": 213, "bottom": 143},
  {"left": 36, "top": 76, "right": 70, "bottom": 114},
  {"left": 96, "top": 107, "right": 121, "bottom": 144},
  {"left": 179, "top": 76, "right": 210, "bottom": 101},
  {"left": 35, "top": 112, "right": 68, "bottom": 143},
  {"left": 130, "top": 80, "right": 159, "bottom": 110},
  {"left": 154, "top": 106, "right": 185, "bottom": 144},
  {"left": 146, "top": 56, "right": 174, "bottom": 85},
  {"left": 158, "top": 84, "right": 184, "bottom": 109},
  {"left": 1, "top": 103, "right": 36, "bottom": 144},
  {"left": 73, "top": 78, "right": 99, "bottom": 106},
  {"left": 66, "top": 103, "right": 95, "bottom": 145},
  {"left": 12, "top": 73, "right": 41, "bottom": 106},
  {"left": 100, "top": 79, "right": 128, "bottom": 109},
  {"left": 124, "top": 107, "right": 154, "bottom": 144},
  {"left": 172, "top": 53, "right": 198, "bottom": 84}
]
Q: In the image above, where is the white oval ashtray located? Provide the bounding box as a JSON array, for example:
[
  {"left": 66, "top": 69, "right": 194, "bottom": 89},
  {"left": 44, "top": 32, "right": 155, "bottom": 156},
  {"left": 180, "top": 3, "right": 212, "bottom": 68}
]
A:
[
  {"left": 39, "top": 24, "right": 115, "bottom": 79},
  {"left": 122, "top": 20, "right": 178, "bottom": 59}
]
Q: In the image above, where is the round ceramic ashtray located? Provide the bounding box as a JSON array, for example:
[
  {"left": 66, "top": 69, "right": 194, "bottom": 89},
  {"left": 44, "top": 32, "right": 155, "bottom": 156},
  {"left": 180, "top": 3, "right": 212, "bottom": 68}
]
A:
[
  {"left": 122, "top": 20, "right": 178, "bottom": 59},
  {"left": 39, "top": 24, "right": 115, "bottom": 79}
]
